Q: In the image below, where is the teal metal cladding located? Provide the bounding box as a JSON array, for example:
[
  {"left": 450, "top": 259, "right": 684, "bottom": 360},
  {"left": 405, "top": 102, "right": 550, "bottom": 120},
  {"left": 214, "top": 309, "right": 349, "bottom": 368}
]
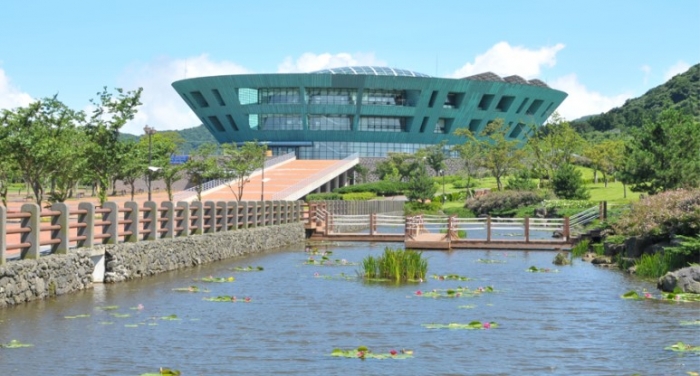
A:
[{"left": 172, "top": 67, "right": 567, "bottom": 158}]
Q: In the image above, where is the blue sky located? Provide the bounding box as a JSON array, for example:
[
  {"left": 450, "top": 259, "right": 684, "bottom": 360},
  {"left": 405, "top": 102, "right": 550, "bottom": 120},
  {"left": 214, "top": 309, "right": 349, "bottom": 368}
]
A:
[{"left": 1, "top": 0, "right": 698, "bottom": 135}]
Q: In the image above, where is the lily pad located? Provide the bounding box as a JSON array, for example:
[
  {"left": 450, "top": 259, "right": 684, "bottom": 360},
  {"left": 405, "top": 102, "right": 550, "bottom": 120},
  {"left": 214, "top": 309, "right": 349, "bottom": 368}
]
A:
[
  {"left": 414, "top": 286, "right": 495, "bottom": 299},
  {"left": 304, "top": 257, "right": 356, "bottom": 266},
  {"left": 96, "top": 305, "right": 119, "bottom": 311},
  {"left": 314, "top": 272, "right": 356, "bottom": 281},
  {"left": 160, "top": 314, "right": 180, "bottom": 321},
  {"left": 680, "top": 320, "right": 700, "bottom": 326},
  {"left": 140, "top": 368, "right": 181, "bottom": 376},
  {"left": 662, "top": 292, "right": 700, "bottom": 302},
  {"left": 64, "top": 314, "right": 91, "bottom": 319},
  {"left": 330, "top": 346, "right": 413, "bottom": 359},
  {"left": 203, "top": 296, "right": 252, "bottom": 303},
  {"left": 231, "top": 266, "right": 264, "bottom": 272},
  {"left": 527, "top": 266, "right": 558, "bottom": 273},
  {"left": 1, "top": 340, "right": 33, "bottom": 348},
  {"left": 430, "top": 274, "right": 473, "bottom": 281},
  {"left": 196, "top": 276, "right": 235, "bottom": 283},
  {"left": 475, "top": 259, "right": 506, "bottom": 264},
  {"left": 172, "top": 286, "right": 210, "bottom": 293},
  {"left": 111, "top": 313, "right": 131, "bottom": 318},
  {"left": 621, "top": 290, "right": 641, "bottom": 300},
  {"left": 422, "top": 321, "right": 498, "bottom": 330},
  {"left": 664, "top": 342, "right": 700, "bottom": 352}
]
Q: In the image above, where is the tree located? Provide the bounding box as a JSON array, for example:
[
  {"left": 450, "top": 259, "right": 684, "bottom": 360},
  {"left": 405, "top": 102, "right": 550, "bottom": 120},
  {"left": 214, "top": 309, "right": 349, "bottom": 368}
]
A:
[
  {"left": 159, "top": 164, "right": 184, "bottom": 202},
  {"left": 583, "top": 139, "right": 625, "bottom": 187},
  {"left": 219, "top": 142, "right": 266, "bottom": 202},
  {"left": 138, "top": 131, "right": 186, "bottom": 201},
  {"left": 115, "top": 140, "right": 146, "bottom": 200},
  {"left": 0, "top": 96, "right": 85, "bottom": 206},
  {"left": 620, "top": 109, "right": 700, "bottom": 194},
  {"left": 353, "top": 164, "right": 369, "bottom": 184},
  {"left": 418, "top": 141, "right": 447, "bottom": 176},
  {"left": 452, "top": 140, "right": 480, "bottom": 197},
  {"left": 552, "top": 164, "right": 590, "bottom": 200},
  {"left": 374, "top": 153, "right": 419, "bottom": 182},
  {"left": 406, "top": 162, "right": 437, "bottom": 203},
  {"left": 526, "top": 113, "right": 585, "bottom": 184},
  {"left": 182, "top": 143, "right": 217, "bottom": 201},
  {"left": 455, "top": 118, "right": 525, "bottom": 191},
  {"left": 84, "top": 87, "right": 143, "bottom": 205}
]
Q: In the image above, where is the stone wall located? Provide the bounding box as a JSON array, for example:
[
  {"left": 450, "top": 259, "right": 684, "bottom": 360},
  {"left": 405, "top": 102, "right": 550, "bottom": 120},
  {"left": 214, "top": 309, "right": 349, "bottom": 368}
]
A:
[
  {"left": 103, "top": 222, "right": 305, "bottom": 283},
  {"left": 0, "top": 222, "right": 305, "bottom": 307},
  {"left": 0, "top": 250, "right": 94, "bottom": 308}
]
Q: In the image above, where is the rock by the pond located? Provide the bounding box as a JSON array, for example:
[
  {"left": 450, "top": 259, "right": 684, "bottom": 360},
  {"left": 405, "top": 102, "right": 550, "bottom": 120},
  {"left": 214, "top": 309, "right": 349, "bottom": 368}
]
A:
[
  {"left": 552, "top": 252, "right": 571, "bottom": 265},
  {"left": 657, "top": 265, "right": 700, "bottom": 293}
]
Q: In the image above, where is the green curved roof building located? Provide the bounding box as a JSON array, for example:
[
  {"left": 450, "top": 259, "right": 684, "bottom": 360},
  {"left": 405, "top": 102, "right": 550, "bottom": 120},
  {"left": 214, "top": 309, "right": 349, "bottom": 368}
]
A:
[{"left": 172, "top": 66, "right": 567, "bottom": 159}]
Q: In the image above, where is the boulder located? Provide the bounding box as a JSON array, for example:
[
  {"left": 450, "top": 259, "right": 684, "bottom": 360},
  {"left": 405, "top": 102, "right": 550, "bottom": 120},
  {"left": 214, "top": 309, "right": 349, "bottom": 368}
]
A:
[
  {"left": 657, "top": 265, "right": 700, "bottom": 293},
  {"left": 624, "top": 236, "right": 655, "bottom": 258}
]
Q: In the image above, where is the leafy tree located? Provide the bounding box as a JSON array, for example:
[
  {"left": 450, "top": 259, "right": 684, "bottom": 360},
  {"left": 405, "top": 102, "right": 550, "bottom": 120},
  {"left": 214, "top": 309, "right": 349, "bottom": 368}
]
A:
[
  {"left": 116, "top": 140, "right": 146, "bottom": 200},
  {"left": 138, "top": 130, "right": 186, "bottom": 201},
  {"left": 552, "top": 164, "right": 590, "bottom": 200},
  {"left": 159, "top": 164, "right": 184, "bottom": 202},
  {"left": 353, "top": 164, "right": 369, "bottom": 184},
  {"left": 182, "top": 143, "right": 217, "bottom": 201},
  {"left": 506, "top": 169, "right": 538, "bottom": 191},
  {"left": 452, "top": 140, "right": 480, "bottom": 197},
  {"left": 0, "top": 96, "right": 84, "bottom": 206},
  {"left": 583, "top": 139, "right": 625, "bottom": 187},
  {"left": 526, "top": 114, "right": 585, "bottom": 184},
  {"left": 374, "top": 153, "right": 419, "bottom": 182},
  {"left": 620, "top": 109, "right": 700, "bottom": 194},
  {"left": 218, "top": 142, "right": 266, "bottom": 202},
  {"left": 455, "top": 118, "right": 525, "bottom": 191},
  {"left": 84, "top": 87, "right": 143, "bottom": 205},
  {"left": 418, "top": 141, "right": 447, "bottom": 176},
  {"left": 406, "top": 163, "right": 437, "bottom": 203}
]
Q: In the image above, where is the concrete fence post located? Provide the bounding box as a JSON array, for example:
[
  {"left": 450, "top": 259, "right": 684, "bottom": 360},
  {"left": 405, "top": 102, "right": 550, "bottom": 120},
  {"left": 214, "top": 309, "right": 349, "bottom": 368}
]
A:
[
  {"left": 102, "top": 202, "right": 119, "bottom": 245},
  {"left": 50, "top": 203, "right": 70, "bottom": 254},
  {"left": 250, "top": 201, "right": 259, "bottom": 228},
  {"left": 20, "top": 203, "right": 41, "bottom": 259},
  {"left": 191, "top": 201, "right": 204, "bottom": 235},
  {"left": 77, "top": 202, "right": 94, "bottom": 248},
  {"left": 176, "top": 201, "right": 190, "bottom": 237},
  {"left": 161, "top": 201, "right": 175, "bottom": 239},
  {"left": 123, "top": 201, "right": 140, "bottom": 243},
  {"left": 273, "top": 200, "right": 281, "bottom": 225},
  {"left": 0, "top": 206, "right": 6, "bottom": 265},
  {"left": 229, "top": 201, "right": 239, "bottom": 230},
  {"left": 216, "top": 201, "right": 227, "bottom": 232},
  {"left": 204, "top": 201, "right": 217, "bottom": 234},
  {"left": 240, "top": 201, "right": 249, "bottom": 228},
  {"left": 143, "top": 201, "right": 158, "bottom": 241},
  {"left": 264, "top": 200, "right": 273, "bottom": 226}
]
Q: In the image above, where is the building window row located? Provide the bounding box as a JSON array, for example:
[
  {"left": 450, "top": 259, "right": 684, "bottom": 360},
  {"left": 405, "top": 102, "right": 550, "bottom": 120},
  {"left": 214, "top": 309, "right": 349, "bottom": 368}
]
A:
[{"left": 358, "top": 116, "right": 406, "bottom": 132}]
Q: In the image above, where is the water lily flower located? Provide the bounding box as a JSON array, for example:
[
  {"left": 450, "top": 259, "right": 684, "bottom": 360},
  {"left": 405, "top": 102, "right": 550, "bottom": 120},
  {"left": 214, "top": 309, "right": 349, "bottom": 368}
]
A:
[
  {"left": 644, "top": 292, "right": 652, "bottom": 299},
  {"left": 244, "top": 297, "right": 251, "bottom": 302},
  {"left": 341, "top": 259, "right": 347, "bottom": 264},
  {"left": 415, "top": 290, "right": 422, "bottom": 296},
  {"left": 314, "top": 272, "right": 320, "bottom": 277},
  {"left": 483, "top": 322, "right": 491, "bottom": 329},
  {"left": 137, "top": 304, "right": 144, "bottom": 310},
  {"left": 390, "top": 349, "right": 397, "bottom": 356},
  {"left": 418, "top": 278, "right": 423, "bottom": 283},
  {"left": 477, "top": 287, "right": 484, "bottom": 292},
  {"left": 357, "top": 351, "right": 365, "bottom": 358},
  {"left": 231, "top": 296, "right": 236, "bottom": 302},
  {"left": 674, "top": 294, "right": 681, "bottom": 301}
]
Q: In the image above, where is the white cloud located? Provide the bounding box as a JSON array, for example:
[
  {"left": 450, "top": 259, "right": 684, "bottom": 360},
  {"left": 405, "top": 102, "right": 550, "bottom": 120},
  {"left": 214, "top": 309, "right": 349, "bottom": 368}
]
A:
[
  {"left": 0, "top": 67, "right": 33, "bottom": 110},
  {"left": 450, "top": 42, "right": 565, "bottom": 79},
  {"left": 117, "top": 54, "right": 250, "bottom": 135},
  {"left": 549, "top": 73, "right": 632, "bottom": 121},
  {"left": 663, "top": 60, "right": 690, "bottom": 81},
  {"left": 640, "top": 64, "right": 651, "bottom": 86},
  {"left": 277, "top": 52, "right": 386, "bottom": 73}
]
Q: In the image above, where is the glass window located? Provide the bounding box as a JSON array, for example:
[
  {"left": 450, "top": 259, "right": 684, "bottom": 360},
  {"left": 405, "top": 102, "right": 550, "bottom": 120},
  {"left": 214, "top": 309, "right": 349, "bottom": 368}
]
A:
[
  {"left": 307, "top": 88, "right": 356, "bottom": 105},
  {"left": 259, "top": 88, "right": 301, "bottom": 104},
  {"left": 358, "top": 117, "right": 406, "bottom": 132},
  {"left": 238, "top": 88, "right": 258, "bottom": 105},
  {"left": 259, "top": 114, "right": 302, "bottom": 130},
  {"left": 308, "top": 115, "right": 352, "bottom": 131}
]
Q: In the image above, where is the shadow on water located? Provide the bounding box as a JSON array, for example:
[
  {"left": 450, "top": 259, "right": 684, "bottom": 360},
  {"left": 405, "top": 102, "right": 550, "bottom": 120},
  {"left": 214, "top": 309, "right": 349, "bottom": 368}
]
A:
[{"left": 0, "top": 242, "right": 698, "bottom": 375}]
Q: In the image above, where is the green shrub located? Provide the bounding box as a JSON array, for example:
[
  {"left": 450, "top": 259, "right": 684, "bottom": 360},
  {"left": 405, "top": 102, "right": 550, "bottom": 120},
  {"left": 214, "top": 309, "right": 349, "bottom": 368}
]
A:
[
  {"left": 506, "top": 169, "right": 538, "bottom": 191},
  {"left": 635, "top": 253, "right": 673, "bottom": 279},
  {"left": 404, "top": 201, "right": 443, "bottom": 215},
  {"left": 613, "top": 189, "right": 700, "bottom": 238},
  {"left": 465, "top": 190, "right": 544, "bottom": 216},
  {"left": 571, "top": 239, "right": 590, "bottom": 257},
  {"left": 334, "top": 181, "right": 409, "bottom": 196},
  {"left": 452, "top": 179, "right": 475, "bottom": 189},
  {"left": 605, "top": 234, "right": 627, "bottom": 245},
  {"left": 592, "top": 243, "right": 605, "bottom": 255},
  {"left": 341, "top": 192, "right": 377, "bottom": 201},
  {"left": 552, "top": 164, "right": 590, "bottom": 200},
  {"left": 306, "top": 193, "right": 342, "bottom": 202},
  {"left": 443, "top": 206, "right": 475, "bottom": 218}
]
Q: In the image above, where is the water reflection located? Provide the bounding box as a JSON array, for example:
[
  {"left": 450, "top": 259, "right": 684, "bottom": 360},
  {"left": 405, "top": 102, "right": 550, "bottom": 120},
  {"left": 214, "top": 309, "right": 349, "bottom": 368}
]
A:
[{"left": 0, "top": 242, "right": 698, "bottom": 375}]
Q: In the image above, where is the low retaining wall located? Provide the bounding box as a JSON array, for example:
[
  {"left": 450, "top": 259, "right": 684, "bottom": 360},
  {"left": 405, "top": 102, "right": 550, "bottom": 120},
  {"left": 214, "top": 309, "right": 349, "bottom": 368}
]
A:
[
  {"left": 0, "top": 250, "right": 94, "bottom": 308},
  {"left": 103, "top": 222, "right": 304, "bottom": 283},
  {"left": 0, "top": 223, "right": 305, "bottom": 307}
]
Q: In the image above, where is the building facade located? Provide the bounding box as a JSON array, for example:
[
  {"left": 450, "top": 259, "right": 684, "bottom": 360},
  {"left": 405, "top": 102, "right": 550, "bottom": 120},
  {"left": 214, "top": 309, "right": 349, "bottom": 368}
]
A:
[{"left": 172, "top": 66, "right": 567, "bottom": 159}]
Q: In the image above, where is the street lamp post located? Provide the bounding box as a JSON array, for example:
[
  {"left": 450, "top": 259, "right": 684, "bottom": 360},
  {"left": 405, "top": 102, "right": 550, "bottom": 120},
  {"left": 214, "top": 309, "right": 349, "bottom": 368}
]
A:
[
  {"left": 440, "top": 169, "right": 446, "bottom": 204},
  {"left": 144, "top": 125, "right": 156, "bottom": 201}
]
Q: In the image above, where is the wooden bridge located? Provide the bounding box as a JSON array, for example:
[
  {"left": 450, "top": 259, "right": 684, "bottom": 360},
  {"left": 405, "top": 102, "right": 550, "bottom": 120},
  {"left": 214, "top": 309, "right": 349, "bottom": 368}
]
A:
[{"left": 306, "top": 202, "right": 606, "bottom": 251}]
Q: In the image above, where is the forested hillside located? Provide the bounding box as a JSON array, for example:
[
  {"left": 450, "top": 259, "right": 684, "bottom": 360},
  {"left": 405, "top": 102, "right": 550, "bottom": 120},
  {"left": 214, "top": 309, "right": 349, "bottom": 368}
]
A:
[
  {"left": 571, "top": 63, "right": 699, "bottom": 133},
  {"left": 123, "top": 124, "right": 216, "bottom": 154}
]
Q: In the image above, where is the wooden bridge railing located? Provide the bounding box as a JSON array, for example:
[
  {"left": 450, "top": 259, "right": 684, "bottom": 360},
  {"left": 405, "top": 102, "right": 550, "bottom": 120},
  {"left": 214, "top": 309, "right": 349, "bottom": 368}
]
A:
[{"left": 0, "top": 200, "right": 305, "bottom": 264}]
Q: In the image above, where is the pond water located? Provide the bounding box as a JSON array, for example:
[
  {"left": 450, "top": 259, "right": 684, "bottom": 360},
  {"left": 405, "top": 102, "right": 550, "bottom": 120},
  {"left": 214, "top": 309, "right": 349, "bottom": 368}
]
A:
[{"left": 1, "top": 242, "right": 698, "bottom": 375}]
